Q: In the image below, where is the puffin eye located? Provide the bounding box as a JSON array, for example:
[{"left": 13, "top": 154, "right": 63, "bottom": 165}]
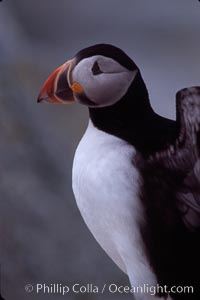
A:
[{"left": 92, "top": 61, "right": 103, "bottom": 75}]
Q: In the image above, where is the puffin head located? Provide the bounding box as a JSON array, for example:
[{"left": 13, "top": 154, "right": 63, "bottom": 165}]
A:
[{"left": 37, "top": 44, "right": 139, "bottom": 108}]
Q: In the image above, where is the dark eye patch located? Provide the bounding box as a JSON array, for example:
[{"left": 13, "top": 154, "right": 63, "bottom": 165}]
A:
[{"left": 92, "top": 61, "right": 103, "bottom": 75}]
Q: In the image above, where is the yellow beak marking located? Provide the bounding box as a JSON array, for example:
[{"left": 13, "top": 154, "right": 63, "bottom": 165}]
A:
[
  {"left": 71, "top": 82, "right": 84, "bottom": 94},
  {"left": 67, "top": 60, "right": 84, "bottom": 94}
]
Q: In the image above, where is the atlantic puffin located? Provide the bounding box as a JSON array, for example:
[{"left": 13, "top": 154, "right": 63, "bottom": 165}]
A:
[{"left": 38, "top": 44, "right": 200, "bottom": 300}]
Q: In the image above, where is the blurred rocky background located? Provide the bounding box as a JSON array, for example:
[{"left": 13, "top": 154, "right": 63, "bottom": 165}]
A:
[{"left": 0, "top": 0, "right": 199, "bottom": 299}]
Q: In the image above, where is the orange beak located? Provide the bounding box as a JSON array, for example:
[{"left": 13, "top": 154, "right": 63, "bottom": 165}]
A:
[{"left": 37, "top": 59, "right": 84, "bottom": 104}]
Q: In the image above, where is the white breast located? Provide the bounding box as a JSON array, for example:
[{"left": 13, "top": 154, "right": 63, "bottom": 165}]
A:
[{"left": 72, "top": 121, "right": 159, "bottom": 297}]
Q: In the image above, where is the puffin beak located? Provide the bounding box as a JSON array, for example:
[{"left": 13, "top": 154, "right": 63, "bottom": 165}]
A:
[{"left": 37, "top": 59, "right": 83, "bottom": 104}]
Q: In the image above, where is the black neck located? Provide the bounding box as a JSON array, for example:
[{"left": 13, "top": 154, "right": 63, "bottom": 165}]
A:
[{"left": 89, "top": 73, "right": 177, "bottom": 157}]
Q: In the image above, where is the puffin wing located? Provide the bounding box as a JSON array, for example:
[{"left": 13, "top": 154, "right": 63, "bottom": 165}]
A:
[
  {"left": 175, "top": 87, "right": 200, "bottom": 229},
  {"left": 150, "top": 87, "right": 200, "bottom": 230},
  {"left": 177, "top": 160, "right": 200, "bottom": 229}
]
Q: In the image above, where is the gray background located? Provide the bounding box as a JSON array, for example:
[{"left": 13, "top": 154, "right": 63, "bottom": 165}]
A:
[{"left": 0, "top": 0, "right": 200, "bottom": 299}]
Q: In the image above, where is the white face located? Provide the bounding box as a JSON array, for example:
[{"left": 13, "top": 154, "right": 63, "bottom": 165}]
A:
[{"left": 71, "top": 55, "right": 138, "bottom": 107}]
